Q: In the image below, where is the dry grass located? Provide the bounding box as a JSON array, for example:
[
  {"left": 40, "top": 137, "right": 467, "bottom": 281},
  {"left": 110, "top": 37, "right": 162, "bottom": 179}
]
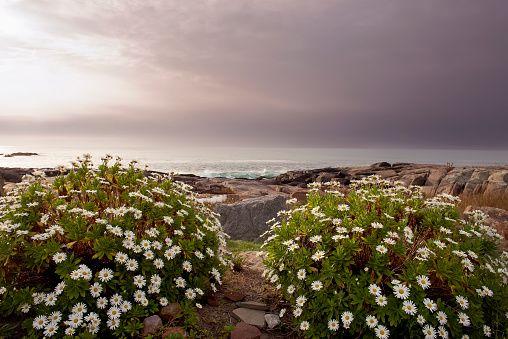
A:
[{"left": 457, "top": 193, "right": 508, "bottom": 214}]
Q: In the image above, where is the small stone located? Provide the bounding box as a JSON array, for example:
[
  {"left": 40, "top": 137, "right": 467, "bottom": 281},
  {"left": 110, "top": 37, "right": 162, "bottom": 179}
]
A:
[
  {"left": 159, "top": 303, "right": 182, "bottom": 322},
  {"left": 162, "top": 327, "right": 188, "bottom": 339},
  {"left": 264, "top": 314, "right": 280, "bottom": 329},
  {"left": 224, "top": 289, "right": 246, "bottom": 302},
  {"left": 207, "top": 290, "right": 220, "bottom": 307},
  {"left": 141, "top": 315, "right": 163, "bottom": 337},
  {"left": 231, "top": 322, "right": 261, "bottom": 339},
  {"left": 236, "top": 301, "right": 268, "bottom": 310},
  {"left": 231, "top": 308, "right": 266, "bottom": 328},
  {"left": 289, "top": 190, "right": 308, "bottom": 203}
]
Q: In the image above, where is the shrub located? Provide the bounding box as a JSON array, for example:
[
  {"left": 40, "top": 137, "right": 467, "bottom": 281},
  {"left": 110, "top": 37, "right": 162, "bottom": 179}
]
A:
[
  {"left": 0, "top": 154, "right": 231, "bottom": 338},
  {"left": 262, "top": 176, "right": 508, "bottom": 338}
]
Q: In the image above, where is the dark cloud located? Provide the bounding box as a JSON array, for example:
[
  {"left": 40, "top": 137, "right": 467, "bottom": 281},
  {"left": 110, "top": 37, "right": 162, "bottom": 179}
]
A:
[{"left": 1, "top": 0, "right": 507, "bottom": 149}]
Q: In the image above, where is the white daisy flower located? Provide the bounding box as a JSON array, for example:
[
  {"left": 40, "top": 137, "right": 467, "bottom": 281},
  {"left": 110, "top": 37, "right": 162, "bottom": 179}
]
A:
[
  {"left": 182, "top": 261, "right": 193, "bottom": 272},
  {"left": 366, "top": 315, "right": 378, "bottom": 328},
  {"left": 65, "top": 327, "right": 75, "bottom": 335},
  {"left": 134, "top": 290, "right": 146, "bottom": 302},
  {"left": 422, "top": 325, "right": 436, "bottom": 339},
  {"left": 300, "top": 321, "right": 310, "bottom": 331},
  {"left": 153, "top": 258, "right": 164, "bottom": 269},
  {"left": 175, "top": 277, "right": 186, "bottom": 288},
  {"left": 72, "top": 302, "right": 87, "bottom": 315},
  {"left": 416, "top": 275, "right": 431, "bottom": 289},
  {"left": 457, "top": 312, "right": 470, "bottom": 326},
  {"left": 341, "top": 311, "right": 354, "bottom": 325},
  {"left": 185, "top": 288, "right": 196, "bottom": 300},
  {"left": 107, "top": 318, "right": 120, "bottom": 330},
  {"left": 423, "top": 298, "right": 437, "bottom": 312},
  {"left": 293, "top": 307, "right": 303, "bottom": 317},
  {"left": 402, "top": 300, "right": 417, "bottom": 315},
  {"left": 54, "top": 281, "right": 66, "bottom": 295},
  {"left": 384, "top": 238, "right": 396, "bottom": 245},
  {"left": 436, "top": 311, "right": 447, "bottom": 325},
  {"left": 368, "top": 284, "right": 382, "bottom": 296},
  {"left": 484, "top": 325, "right": 492, "bottom": 337},
  {"left": 98, "top": 268, "right": 114, "bottom": 282},
  {"left": 160, "top": 297, "right": 168, "bottom": 306},
  {"left": 312, "top": 250, "right": 326, "bottom": 261},
  {"left": 297, "top": 269, "right": 306, "bottom": 280},
  {"left": 133, "top": 275, "right": 146, "bottom": 288},
  {"left": 455, "top": 295, "right": 469, "bottom": 309},
  {"left": 125, "top": 258, "right": 139, "bottom": 271},
  {"left": 115, "top": 252, "right": 128, "bottom": 264},
  {"left": 33, "top": 315, "right": 47, "bottom": 329},
  {"left": 296, "top": 295, "right": 307, "bottom": 307},
  {"left": 437, "top": 326, "right": 448, "bottom": 339},
  {"left": 375, "top": 325, "right": 390, "bottom": 339},
  {"left": 89, "top": 282, "right": 103, "bottom": 297},
  {"left": 97, "top": 297, "right": 108, "bottom": 309},
  {"left": 417, "top": 314, "right": 426, "bottom": 325},
  {"left": 393, "top": 284, "right": 410, "bottom": 299},
  {"left": 309, "top": 235, "right": 322, "bottom": 243},
  {"left": 376, "top": 245, "right": 388, "bottom": 254},
  {"left": 121, "top": 301, "right": 132, "bottom": 312},
  {"left": 20, "top": 303, "right": 31, "bottom": 313},
  {"left": 45, "top": 292, "right": 57, "bottom": 306},
  {"left": 311, "top": 280, "right": 323, "bottom": 291},
  {"left": 110, "top": 294, "right": 123, "bottom": 306},
  {"left": 376, "top": 295, "right": 388, "bottom": 307},
  {"left": 53, "top": 252, "right": 67, "bottom": 263},
  {"left": 43, "top": 321, "right": 59, "bottom": 337}
]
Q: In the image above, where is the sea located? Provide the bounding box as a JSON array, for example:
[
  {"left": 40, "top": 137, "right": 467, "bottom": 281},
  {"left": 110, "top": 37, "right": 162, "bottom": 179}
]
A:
[{"left": 1, "top": 146, "right": 507, "bottom": 179}]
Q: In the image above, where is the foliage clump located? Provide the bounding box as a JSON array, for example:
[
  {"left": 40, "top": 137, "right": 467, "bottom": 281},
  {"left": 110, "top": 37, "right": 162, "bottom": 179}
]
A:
[
  {"left": 0, "top": 154, "right": 231, "bottom": 338},
  {"left": 262, "top": 176, "right": 508, "bottom": 338}
]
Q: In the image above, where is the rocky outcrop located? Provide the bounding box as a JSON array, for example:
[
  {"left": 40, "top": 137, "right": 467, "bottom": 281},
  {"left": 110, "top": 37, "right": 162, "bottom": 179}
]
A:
[
  {"left": 215, "top": 195, "right": 290, "bottom": 242},
  {"left": 464, "top": 206, "right": 508, "bottom": 251},
  {"left": 4, "top": 152, "right": 38, "bottom": 157},
  {"left": 0, "top": 168, "right": 69, "bottom": 184},
  {"left": 2, "top": 163, "right": 507, "bottom": 199}
]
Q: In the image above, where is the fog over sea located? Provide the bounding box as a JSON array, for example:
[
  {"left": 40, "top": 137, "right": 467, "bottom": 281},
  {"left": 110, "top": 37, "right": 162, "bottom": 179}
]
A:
[{"left": 1, "top": 146, "right": 507, "bottom": 179}]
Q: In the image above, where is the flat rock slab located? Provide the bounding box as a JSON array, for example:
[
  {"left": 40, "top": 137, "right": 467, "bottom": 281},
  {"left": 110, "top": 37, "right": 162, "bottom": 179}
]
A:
[
  {"left": 236, "top": 301, "right": 268, "bottom": 310},
  {"left": 264, "top": 314, "right": 281, "bottom": 329},
  {"left": 224, "top": 289, "right": 246, "bottom": 302},
  {"left": 231, "top": 322, "right": 261, "bottom": 339},
  {"left": 232, "top": 308, "right": 266, "bottom": 328},
  {"left": 215, "top": 194, "right": 290, "bottom": 242}
]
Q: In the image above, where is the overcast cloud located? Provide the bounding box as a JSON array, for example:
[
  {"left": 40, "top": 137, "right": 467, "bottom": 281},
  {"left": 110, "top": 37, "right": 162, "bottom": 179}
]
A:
[{"left": 0, "top": 0, "right": 507, "bottom": 149}]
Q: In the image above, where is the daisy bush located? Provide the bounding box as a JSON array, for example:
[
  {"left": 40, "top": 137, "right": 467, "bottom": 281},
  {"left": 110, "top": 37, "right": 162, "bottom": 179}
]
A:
[
  {"left": 0, "top": 154, "right": 231, "bottom": 338},
  {"left": 262, "top": 176, "right": 508, "bottom": 339}
]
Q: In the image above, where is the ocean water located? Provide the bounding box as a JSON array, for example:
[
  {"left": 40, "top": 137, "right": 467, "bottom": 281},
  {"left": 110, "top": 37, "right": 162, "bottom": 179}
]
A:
[{"left": 1, "top": 146, "right": 507, "bottom": 179}]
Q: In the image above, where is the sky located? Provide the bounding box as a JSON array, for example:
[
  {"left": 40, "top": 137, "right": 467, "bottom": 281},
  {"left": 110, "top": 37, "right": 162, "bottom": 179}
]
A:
[{"left": 0, "top": 0, "right": 507, "bottom": 149}]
